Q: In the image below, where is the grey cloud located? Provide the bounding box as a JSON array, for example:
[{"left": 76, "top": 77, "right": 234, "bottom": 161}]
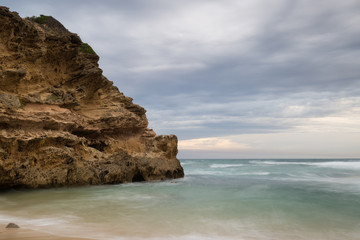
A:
[
  {"left": 146, "top": 91, "right": 360, "bottom": 140},
  {"left": 3, "top": 0, "right": 360, "bottom": 143}
]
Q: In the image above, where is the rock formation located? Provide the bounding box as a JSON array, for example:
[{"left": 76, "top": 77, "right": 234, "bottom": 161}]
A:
[
  {"left": 6, "top": 223, "right": 20, "bottom": 228},
  {"left": 0, "top": 7, "right": 184, "bottom": 189}
]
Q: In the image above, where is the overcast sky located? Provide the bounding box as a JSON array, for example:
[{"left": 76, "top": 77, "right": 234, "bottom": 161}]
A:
[{"left": 2, "top": 0, "right": 360, "bottom": 158}]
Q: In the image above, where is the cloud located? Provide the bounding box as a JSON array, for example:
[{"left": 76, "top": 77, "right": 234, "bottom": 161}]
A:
[
  {"left": 179, "top": 137, "right": 251, "bottom": 151},
  {"left": 127, "top": 63, "right": 206, "bottom": 73},
  {"left": 148, "top": 94, "right": 360, "bottom": 139},
  {"left": 178, "top": 132, "right": 360, "bottom": 159},
  {"left": 5, "top": 1, "right": 360, "bottom": 95},
  {"left": 3, "top": 0, "right": 360, "bottom": 158}
]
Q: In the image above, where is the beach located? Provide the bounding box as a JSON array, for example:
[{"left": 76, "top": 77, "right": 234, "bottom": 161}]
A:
[
  {"left": 0, "top": 226, "right": 92, "bottom": 240},
  {"left": 1, "top": 159, "right": 360, "bottom": 240}
]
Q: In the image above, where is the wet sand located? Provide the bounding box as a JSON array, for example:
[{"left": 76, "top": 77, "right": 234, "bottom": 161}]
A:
[{"left": 0, "top": 227, "right": 93, "bottom": 240}]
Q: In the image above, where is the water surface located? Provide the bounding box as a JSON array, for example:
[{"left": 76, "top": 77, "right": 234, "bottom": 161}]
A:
[{"left": 1, "top": 159, "right": 360, "bottom": 239}]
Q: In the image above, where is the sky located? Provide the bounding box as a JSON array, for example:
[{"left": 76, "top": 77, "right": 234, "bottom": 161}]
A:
[{"left": 2, "top": 0, "right": 360, "bottom": 158}]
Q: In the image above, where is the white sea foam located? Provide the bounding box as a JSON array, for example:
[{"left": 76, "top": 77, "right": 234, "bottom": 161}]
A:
[
  {"left": 311, "top": 161, "right": 360, "bottom": 169},
  {"left": 153, "top": 235, "right": 243, "bottom": 240},
  {"left": 180, "top": 161, "right": 196, "bottom": 166},
  {"left": 250, "top": 160, "right": 314, "bottom": 165},
  {"left": 25, "top": 217, "right": 69, "bottom": 226},
  {"left": 250, "top": 160, "right": 304, "bottom": 165},
  {"left": 186, "top": 170, "right": 225, "bottom": 176},
  {"left": 88, "top": 236, "right": 237, "bottom": 240},
  {"left": 104, "top": 235, "right": 244, "bottom": 240},
  {"left": 239, "top": 172, "right": 270, "bottom": 176},
  {"left": 210, "top": 163, "right": 244, "bottom": 168},
  {"left": 0, "top": 214, "right": 70, "bottom": 229},
  {"left": 0, "top": 214, "right": 19, "bottom": 223},
  {"left": 186, "top": 169, "right": 270, "bottom": 177},
  {"left": 250, "top": 160, "right": 360, "bottom": 169}
]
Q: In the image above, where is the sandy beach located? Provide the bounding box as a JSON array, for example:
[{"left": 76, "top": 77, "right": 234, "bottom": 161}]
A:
[{"left": 0, "top": 226, "right": 92, "bottom": 240}]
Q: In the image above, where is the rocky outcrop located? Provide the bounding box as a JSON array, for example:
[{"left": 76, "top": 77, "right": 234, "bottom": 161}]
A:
[
  {"left": 0, "top": 7, "right": 184, "bottom": 189},
  {"left": 6, "top": 223, "right": 20, "bottom": 228}
]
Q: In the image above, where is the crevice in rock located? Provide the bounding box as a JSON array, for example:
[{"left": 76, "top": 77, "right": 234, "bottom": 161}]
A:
[
  {"left": 71, "top": 129, "right": 99, "bottom": 139},
  {"left": 88, "top": 141, "right": 106, "bottom": 152},
  {"left": 165, "top": 170, "right": 172, "bottom": 178},
  {"left": 132, "top": 171, "right": 145, "bottom": 182}
]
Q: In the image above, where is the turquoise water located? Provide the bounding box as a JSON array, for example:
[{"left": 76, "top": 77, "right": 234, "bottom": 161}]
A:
[{"left": 1, "top": 159, "right": 360, "bottom": 239}]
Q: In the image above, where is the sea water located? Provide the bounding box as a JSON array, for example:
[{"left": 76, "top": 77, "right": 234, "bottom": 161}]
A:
[{"left": 0, "top": 159, "right": 360, "bottom": 240}]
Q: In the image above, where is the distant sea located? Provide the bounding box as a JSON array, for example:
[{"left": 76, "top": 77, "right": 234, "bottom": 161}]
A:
[{"left": 1, "top": 159, "right": 360, "bottom": 240}]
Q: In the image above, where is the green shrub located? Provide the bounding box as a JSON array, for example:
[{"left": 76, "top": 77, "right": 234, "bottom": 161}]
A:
[
  {"left": 51, "top": 93, "right": 60, "bottom": 101},
  {"left": 27, "top": 15, "right": 49, "bottom": 24},
  {"left": 19, "top": 99, "right": 26, "bottom": 109},
  {"left": 79, "top": 43, "right": 96, "bottom": 55}
]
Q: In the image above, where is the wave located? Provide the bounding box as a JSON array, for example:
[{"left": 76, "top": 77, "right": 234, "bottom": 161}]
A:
[
  {"left": 250, "top": 160, "right": 360, "bottom": 169},
  {"left": 0, "top": 214, "right": 70, "bottom": 227},
  {"left": 210, "top": 164, "right": 244, "bottom": 168},
  {"left": 312, "top": 161, "right": 360, "bottom": 169},
  {"left": 239, "top": 172, "right": 270, "bottom": 176},
  {"left": 185, "top": 170, "right": 270, "bottom": 177},
  {"left": 134, "top": 234, "right": 243, "bottom": 240},
  {"left": 180, "top": 161, "right": 196, "bottom": 166}
]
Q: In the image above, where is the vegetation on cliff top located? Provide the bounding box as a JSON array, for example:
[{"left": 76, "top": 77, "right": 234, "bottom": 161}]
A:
[
  {"left": 26, "top": 14, "right": 49, "bottom": 24},
  {"left": 26, "top": 14, "right": 96, "bottom": 55},
  {"left": 79, "top": 43, "right": 96, "bottom": 55}
]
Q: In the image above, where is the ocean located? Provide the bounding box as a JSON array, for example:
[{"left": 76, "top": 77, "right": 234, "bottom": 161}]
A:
[{"left": 1, "top": 159, "right": 360, "bottom": 240}]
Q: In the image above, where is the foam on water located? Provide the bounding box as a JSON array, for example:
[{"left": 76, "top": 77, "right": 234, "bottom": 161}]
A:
[
  {"left": 240, "top": 172, "right": 270, "bottom": 176},
  {"left": 312, "top": 161, "right": 360, "bottom": 169},
  {"left": 250, "top": 160, "right": 360, "bottom": 169},
  {"left": 210, "top": 163, "right": 244, "bottom": 168},
  {"left": 1, "top": 158, "right": 360, "bottom": 240}
]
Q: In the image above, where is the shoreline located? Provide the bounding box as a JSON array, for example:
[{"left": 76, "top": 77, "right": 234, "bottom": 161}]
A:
[
  {"left": 0, "top": 227, "right": 93, "bottom": 240},
  {"left": 1, "top": 159, "right": 359, "bottom": 240}
]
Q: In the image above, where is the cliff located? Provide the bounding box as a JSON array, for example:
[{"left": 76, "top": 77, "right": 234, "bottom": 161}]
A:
[{"left": 0, "top": 7, "right": 184, "bottom": 189}]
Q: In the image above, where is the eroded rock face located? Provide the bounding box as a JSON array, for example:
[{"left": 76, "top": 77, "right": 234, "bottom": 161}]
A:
[{"left": 0, "top": 7, "right": 184, "bottom": 189}]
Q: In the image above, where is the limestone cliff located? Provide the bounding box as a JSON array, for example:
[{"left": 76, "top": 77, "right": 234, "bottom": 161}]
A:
[{"left": 0, "top": 7, "right": 184, "bottom": 189}]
